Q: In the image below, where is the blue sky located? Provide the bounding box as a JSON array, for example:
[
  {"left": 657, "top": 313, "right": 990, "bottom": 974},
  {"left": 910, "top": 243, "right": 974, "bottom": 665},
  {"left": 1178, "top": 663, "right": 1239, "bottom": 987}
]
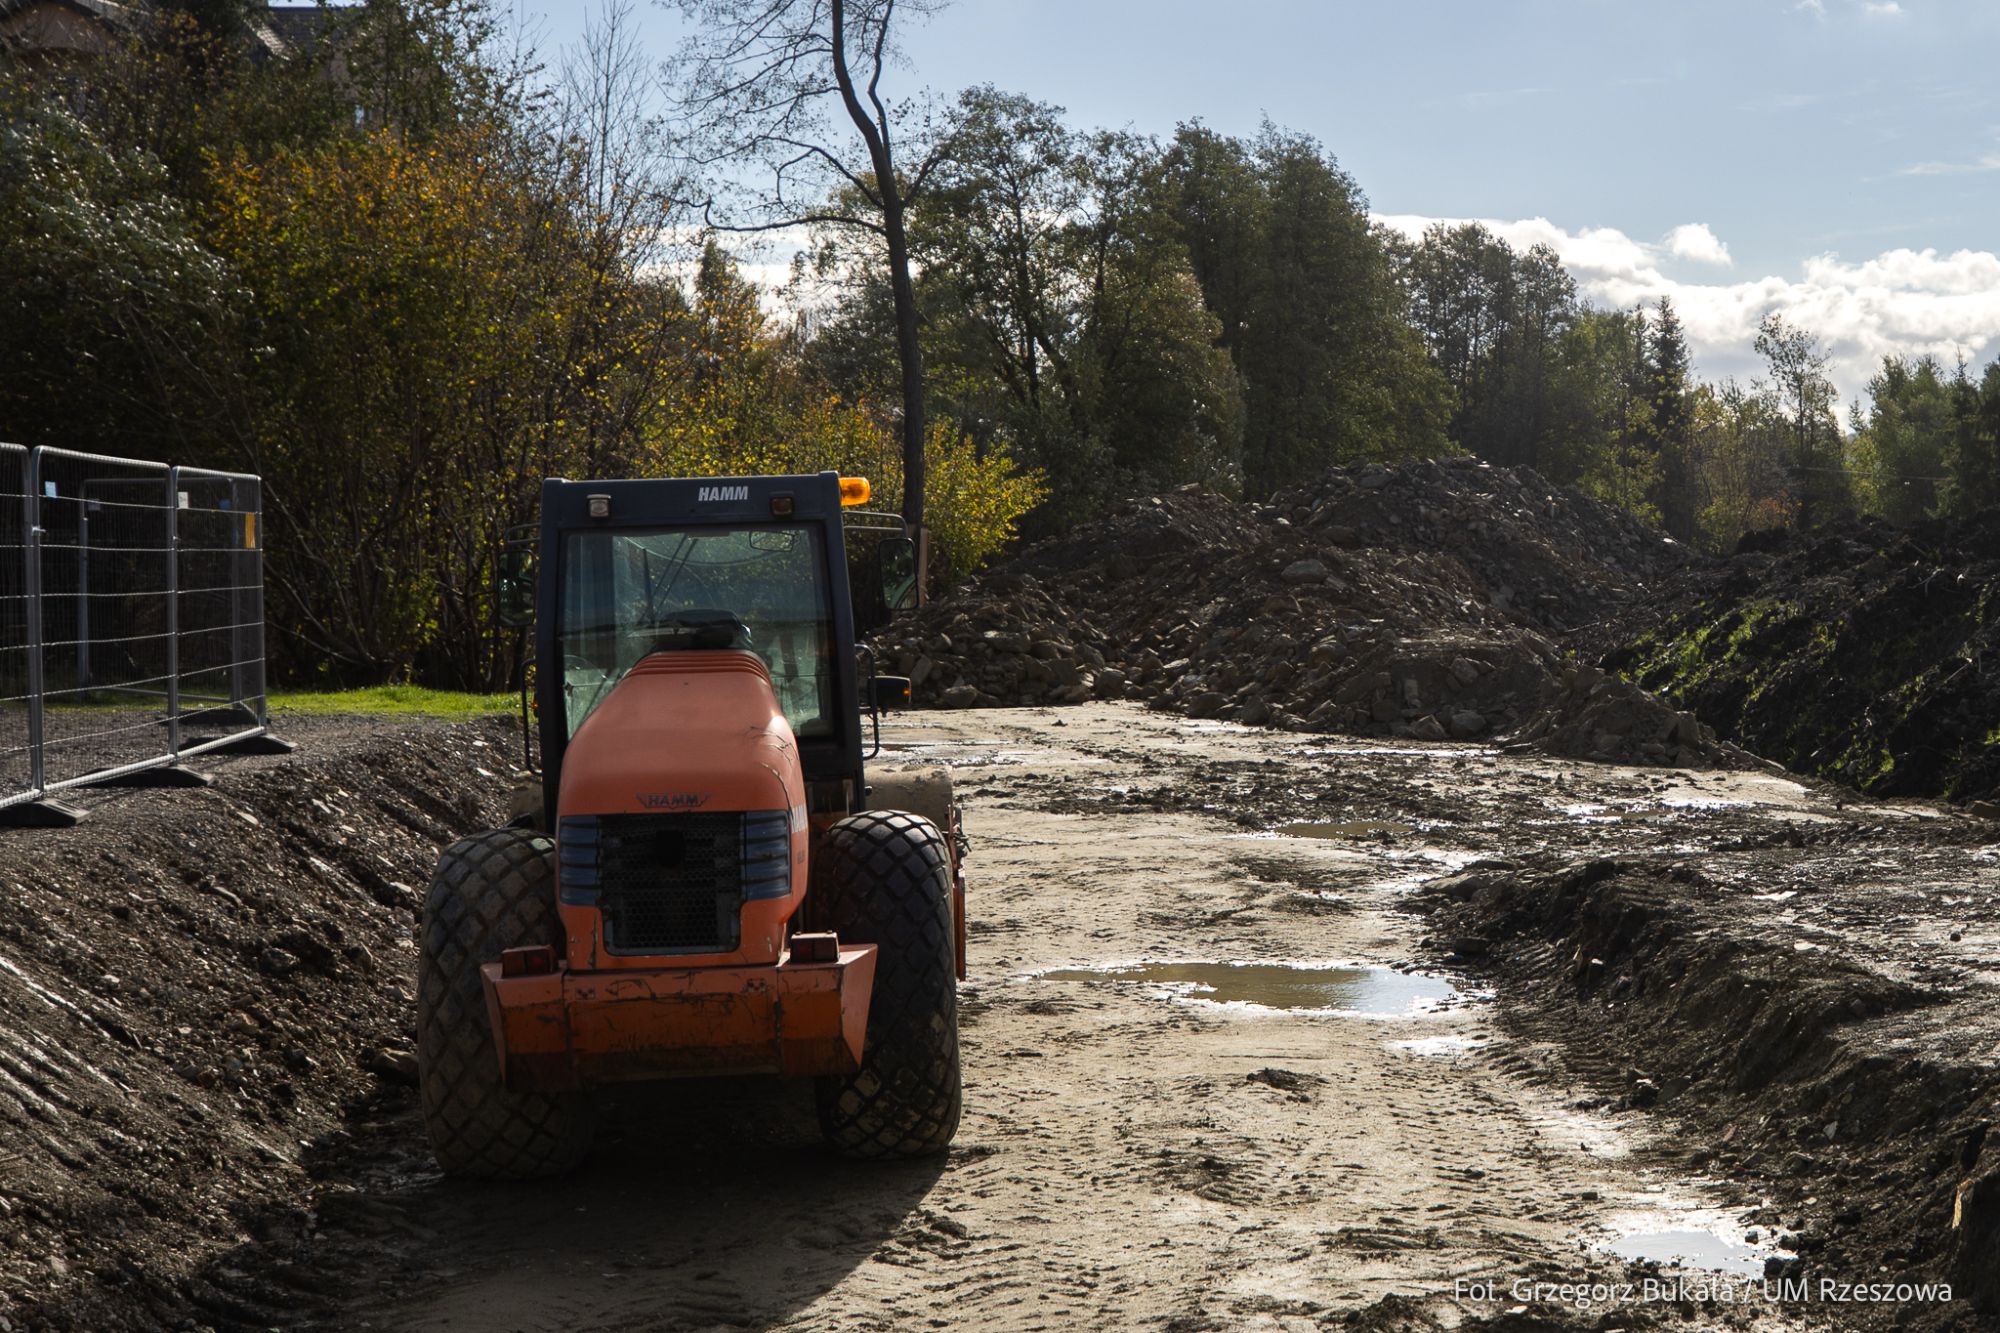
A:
[{"left": 511, "top": 0, "right": 2000, "bottom": 400}]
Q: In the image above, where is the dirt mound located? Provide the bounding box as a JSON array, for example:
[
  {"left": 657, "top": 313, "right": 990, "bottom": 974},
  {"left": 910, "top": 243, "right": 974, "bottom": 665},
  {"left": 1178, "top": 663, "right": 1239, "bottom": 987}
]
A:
[
  {"left": 0, "top": 717, "right": 515, "bottom": 1331},
  {"left": 880, "top": 459, "right": 1733, "bottom": 767},
  {"left": 1599, "top": 510, "right": 2000, "bottom": 803},
  {"left": 1417, "top": 856, "right": 2000, "bottom": 1327}
]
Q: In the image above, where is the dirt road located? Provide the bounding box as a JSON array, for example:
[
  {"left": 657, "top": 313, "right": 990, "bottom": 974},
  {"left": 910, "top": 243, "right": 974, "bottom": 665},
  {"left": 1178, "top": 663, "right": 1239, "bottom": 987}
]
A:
[{"left": 324, "top": 704, "right": 1921, "bottom": 1333}]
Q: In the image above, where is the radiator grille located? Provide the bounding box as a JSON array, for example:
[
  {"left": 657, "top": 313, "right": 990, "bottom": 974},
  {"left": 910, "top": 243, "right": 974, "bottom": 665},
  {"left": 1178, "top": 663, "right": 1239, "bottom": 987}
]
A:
[
  {"left": 587, "top": 812, "right": 743, "bottom": 953},
  {"left": 559, "top": 810, "right": 793, "bottom": 954}
]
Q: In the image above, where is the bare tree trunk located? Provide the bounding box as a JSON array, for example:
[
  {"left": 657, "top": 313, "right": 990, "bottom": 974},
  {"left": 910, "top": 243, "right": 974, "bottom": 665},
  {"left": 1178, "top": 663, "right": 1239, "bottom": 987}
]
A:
[
  {"left": 885, "top": 205, "right": 927, "bottom": 534},
  {"left": 830, "top": 0, "right": 926, "bottom": 535}
]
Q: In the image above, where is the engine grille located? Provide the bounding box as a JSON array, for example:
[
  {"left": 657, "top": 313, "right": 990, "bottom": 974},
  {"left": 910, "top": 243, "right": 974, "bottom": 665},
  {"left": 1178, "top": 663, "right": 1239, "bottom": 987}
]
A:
[{"left": 583, "top": 812, "right": 744, "bottom": 953}]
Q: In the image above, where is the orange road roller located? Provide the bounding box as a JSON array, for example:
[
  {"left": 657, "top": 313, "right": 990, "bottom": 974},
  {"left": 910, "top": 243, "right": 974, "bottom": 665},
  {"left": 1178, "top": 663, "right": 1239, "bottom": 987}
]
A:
[{"left": 417, "top": 472, "right": 964, "bottom": 1178}]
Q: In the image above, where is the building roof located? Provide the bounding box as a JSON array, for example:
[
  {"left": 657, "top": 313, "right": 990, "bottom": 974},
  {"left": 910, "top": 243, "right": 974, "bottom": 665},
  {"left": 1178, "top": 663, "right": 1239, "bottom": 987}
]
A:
[
  {"left": 1, "top": 0, "right": 341, "bottom": 60},
  {"left": 262, "top": 3, "right": 336, "bottom": 55},
  {"left": 0, "top": 0, "right": 142, "bottom": 25}
]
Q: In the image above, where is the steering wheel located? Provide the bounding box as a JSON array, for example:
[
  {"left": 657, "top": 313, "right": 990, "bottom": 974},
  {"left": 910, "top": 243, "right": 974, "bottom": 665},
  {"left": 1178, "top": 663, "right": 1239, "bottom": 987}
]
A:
[{"left": 645, "top": 609, "right": 753, "bottom": 653}]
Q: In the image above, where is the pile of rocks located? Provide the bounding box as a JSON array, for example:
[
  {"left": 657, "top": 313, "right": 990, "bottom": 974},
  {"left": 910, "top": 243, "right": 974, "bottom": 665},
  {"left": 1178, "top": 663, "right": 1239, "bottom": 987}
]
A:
[
  {"left": 1502, "top": 663, "right": 1732, "bottom": 766},
  {"left": 874, "top": 457, "right": 1737, "bottom": 767},
  {"left": 885, "top": 577, "right": 1114, "bottom": 709}
]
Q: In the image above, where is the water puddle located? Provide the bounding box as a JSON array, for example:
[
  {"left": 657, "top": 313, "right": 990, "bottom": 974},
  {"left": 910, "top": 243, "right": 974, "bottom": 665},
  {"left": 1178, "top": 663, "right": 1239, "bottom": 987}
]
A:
[
  {"left": 1038, "top": 960, "right": 1458, "bottom": 1015},
  {"left": 1277, "top": 820, "right": 1413, "bottom": 839},
  {"left": 1603, "top": 1226, "right": 1769, "bottom": 1278},
  {"left": 1388, "top": 1034, "right": 1487, "bottom": 1057}
]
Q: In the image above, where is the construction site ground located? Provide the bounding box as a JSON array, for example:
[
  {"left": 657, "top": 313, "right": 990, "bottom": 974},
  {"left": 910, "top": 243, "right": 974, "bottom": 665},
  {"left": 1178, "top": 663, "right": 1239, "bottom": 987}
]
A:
[{"left": 5, "top": 704, "right": 1995, "bottom": 1332}]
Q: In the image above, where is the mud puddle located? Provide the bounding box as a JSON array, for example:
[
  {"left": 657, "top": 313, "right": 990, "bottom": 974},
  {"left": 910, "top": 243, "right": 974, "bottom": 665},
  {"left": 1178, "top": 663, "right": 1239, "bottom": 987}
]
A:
[{"left": 1038, "top": 959, "right": 1458, "bottom": 1015}]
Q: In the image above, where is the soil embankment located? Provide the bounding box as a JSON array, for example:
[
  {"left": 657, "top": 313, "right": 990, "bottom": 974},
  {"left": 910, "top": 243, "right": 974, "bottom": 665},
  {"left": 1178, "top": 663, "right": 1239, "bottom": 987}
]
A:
[
  {"left": 0, "top": 716, "right": 517, "bottom": 1331},
  {"left": 885, "top": 467, "right": 2000, "bottom": 816},
  {"left": 1418, "top": 852, "right": 2000, "bottom": 1326},
  {"left": 1596, "top": 512, "right": 2000, "bottom": 806}
]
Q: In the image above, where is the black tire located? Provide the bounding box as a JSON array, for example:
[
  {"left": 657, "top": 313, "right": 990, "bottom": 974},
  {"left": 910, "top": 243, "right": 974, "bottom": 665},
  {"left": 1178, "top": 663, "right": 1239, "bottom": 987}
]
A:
[
  {"left": 813, "top": 810, "right": 962, "bottom": 1158},
  {"left": 418, "top": 828, "right": 593, "bottom": 1179}
]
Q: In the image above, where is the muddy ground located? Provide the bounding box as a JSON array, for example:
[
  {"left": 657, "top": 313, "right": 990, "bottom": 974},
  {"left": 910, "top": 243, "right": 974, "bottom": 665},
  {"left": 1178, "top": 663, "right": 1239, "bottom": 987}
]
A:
[{"left": 4, "top": 705, "right": 1995, "bottom": 1332}]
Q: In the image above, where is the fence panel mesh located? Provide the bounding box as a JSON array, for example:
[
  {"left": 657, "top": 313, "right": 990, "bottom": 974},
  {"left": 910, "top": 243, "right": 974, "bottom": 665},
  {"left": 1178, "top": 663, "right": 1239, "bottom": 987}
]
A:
[
  {"left": 35, "top": 450, "right": 176, "bottom": 790},
  {"left": 174, "top": 468, "right": 268, "bottom": 752},
  {"left": 0, "top": 446, "right": 30, "bottom": 806}
]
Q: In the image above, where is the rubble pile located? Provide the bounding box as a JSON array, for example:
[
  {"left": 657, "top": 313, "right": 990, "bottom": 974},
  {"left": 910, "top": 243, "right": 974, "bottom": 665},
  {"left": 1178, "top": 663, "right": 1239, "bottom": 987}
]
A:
[
  {"left": 876, "top": 458, "right": 1738, "bottom": 767},
  {"left": 888, "top": 576, "right": 1113, "bottom": 710}
]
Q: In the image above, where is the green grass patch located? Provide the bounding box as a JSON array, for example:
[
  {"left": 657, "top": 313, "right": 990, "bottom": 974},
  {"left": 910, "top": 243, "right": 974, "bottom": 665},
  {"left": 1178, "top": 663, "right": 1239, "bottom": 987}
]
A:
[{"left": 267, "top": 685, "right": 517, "bottom": 718}]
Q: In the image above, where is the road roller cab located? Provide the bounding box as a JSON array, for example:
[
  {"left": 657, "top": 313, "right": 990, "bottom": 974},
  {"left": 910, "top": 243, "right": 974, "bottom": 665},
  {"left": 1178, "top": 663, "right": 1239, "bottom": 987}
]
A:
[{"left": 416, "top": 472, "right": 964, "bottom": 1179}]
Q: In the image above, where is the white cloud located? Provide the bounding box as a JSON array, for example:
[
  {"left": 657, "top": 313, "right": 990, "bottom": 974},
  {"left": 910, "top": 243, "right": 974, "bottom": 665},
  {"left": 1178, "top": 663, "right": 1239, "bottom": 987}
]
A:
[
  {"left": 1862, "top": 1, "right": 1904, "bottom": 15},
  {"left": 1794, "top": 0, "right": 1826, "bottom": 16},
  {"left": 1665, "top": 223, "right": 1734, "bottom": 267},
  {"left": 1898, "top": 146, "right": 2000, "bottom": 176},
  {"left": 1374, "top": 213, "right": 2000, "bottom": 402}
]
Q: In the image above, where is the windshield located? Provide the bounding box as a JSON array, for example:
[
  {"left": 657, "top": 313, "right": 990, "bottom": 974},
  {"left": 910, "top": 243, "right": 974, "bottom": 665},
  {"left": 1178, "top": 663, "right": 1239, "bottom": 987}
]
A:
[{"left": 557, "top": 525, "right": 833, "bottom": 738}]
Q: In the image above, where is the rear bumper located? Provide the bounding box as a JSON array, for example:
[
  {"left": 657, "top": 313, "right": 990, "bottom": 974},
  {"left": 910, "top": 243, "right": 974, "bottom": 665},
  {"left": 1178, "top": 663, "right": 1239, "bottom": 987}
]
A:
[{"left": 480, "top": 946, "right": 876, "bottom": 1092}]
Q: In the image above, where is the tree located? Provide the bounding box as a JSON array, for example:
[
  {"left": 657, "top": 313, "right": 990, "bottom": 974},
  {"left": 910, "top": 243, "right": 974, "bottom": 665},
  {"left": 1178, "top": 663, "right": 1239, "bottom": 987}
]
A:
[
  {"left": 666, "top": 0, "right": 946, "bottom": 537},
  {"left": 648, "top": 245, "right": 1047, "bottom": 576},
  {"left": 1397, "top": 223, "right": 1595, "bottom": 477},
  {"left": 1849, "top": 354, "right": 1953, "bottom": 524},
  {"left": 1163, "top": 123, "right": 1449, "bottom": 493},
  {"left": 1643, "top": 297, "right": 1697, "bottom": 540},
  {"left": 1073, "top": 128, "right": 1244, "bottom": 501},
  {"left": 0, "top": 95, "right": 242, "bottom": 458},
  {"left": 1939, "top": 358, "right": 2000, "bottom": 521},
  {"left": 1398, "top": 222, "right": 1517, "bottom": 438},
  {"left": 1754, "top": 313, "right": 1845, "bottom": 528},
  {"left": 905, "top": 87, "right": 1094, "bottom": 480},
  {"left": 1554, "top": 307, "right": 1657, "bottom": 518},
  {"left": 1487, "top": 241, "right": 1579, "bottom": 470},
  {"left": 802, "top": 90, "right": 1242, "bottom": 518},
  {"left": 1689, "top": 377, "right": 1792, "bottom": 548},
  {"left": 1154, "top": 125, "right": 1263, "bottom": 360}
]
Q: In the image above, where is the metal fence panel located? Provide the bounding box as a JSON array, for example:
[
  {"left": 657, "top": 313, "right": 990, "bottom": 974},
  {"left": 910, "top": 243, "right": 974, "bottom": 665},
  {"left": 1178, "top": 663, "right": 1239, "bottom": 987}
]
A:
[
  {"left": 0, "top": 446, "right": 31, "bottom": 807},
  {"left": 34, "top": 449, "right": 176, "bottom": 791},
  {"left": 173, "top": 467, "right": 269, "bottom": 757},
  {"left": 0, "top": 447, "right": 275, "bottom": 813}
]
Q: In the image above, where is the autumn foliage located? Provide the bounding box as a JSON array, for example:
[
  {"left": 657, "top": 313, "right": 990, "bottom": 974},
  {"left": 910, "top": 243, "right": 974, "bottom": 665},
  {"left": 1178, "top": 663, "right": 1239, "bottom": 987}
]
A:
[{"left": 0, "top": 7, "right": 1043, "bottom": 688}]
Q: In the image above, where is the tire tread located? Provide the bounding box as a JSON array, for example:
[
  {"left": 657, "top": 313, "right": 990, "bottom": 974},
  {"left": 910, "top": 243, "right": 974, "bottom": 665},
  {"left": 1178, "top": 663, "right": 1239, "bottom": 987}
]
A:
[
  {"left": 417, "top": 828, "right": 592, "bottom": 1179},
  {"left": 813, "top": 810, "right": 962, "bottom": 1157}
]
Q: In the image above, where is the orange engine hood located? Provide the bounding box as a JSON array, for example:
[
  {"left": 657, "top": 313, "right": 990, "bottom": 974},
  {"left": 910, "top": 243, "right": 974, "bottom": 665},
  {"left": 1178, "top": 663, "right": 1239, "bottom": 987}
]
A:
[
  {"left": 560, "top": 650, "right": 804, "bottom": 820},
  {"left": 557, "top": 650, "right": 809, "bottom": 969}
]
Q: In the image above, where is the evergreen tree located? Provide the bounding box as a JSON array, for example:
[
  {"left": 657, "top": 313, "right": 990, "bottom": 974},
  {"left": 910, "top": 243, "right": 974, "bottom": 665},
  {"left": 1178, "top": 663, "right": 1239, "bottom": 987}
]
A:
[
  {"left": 1161, "top": 125, "right": 1448, "bottom": 494},
  {"left": 1849, "top": 355, "right": 1952, "bottom": 524},
  {"left": 1644, "top": 297, "right": 1697, "bottom": 540},
  {"left": 1156, "top": 125, "right": 1264, "bottom": 361},
  {"left": 1940, "top": 359, "right": 2000, "bottom": 520}
]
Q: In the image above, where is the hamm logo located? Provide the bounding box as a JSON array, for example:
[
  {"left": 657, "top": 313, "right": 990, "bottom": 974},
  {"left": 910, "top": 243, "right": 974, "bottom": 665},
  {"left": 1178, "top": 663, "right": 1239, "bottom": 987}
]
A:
[
  {"left": 697, "top": 485, "right": 749, "bottom": 502},
  {"left": 636, "top": 792, "right": 710, "bottom": 810}
]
